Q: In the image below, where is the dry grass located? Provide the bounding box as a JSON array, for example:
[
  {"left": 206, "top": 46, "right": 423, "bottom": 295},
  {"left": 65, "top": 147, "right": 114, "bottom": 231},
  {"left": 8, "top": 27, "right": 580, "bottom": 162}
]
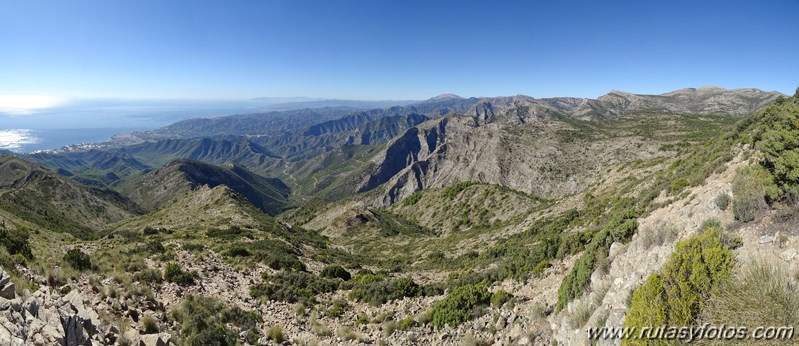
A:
[{"left": 698, "top": 257, "right": 799, "bottom": 345}]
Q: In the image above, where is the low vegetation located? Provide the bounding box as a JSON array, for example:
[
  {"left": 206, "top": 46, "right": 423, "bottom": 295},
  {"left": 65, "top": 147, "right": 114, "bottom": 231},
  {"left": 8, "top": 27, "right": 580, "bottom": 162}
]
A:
[
  {"left": 169, "top": 295, "right": 261, "bottom": 345},
  {"left": 700, "top": 257, "right": 799, "bottom": 335},
  {"left": 164, "top": 262, "right": 195, "bottom": 286},
  {"left": 64, "top": 248, "right": 92, "bottom": 271},
  {"left": 623, "top": 224, "right": 741, "bottom": 345},
  {"left": 430, "top": 282, "right": 491, "bottom": 329},
  {"left": 250, "top": 271, "right": 341, "bottom": 304}
]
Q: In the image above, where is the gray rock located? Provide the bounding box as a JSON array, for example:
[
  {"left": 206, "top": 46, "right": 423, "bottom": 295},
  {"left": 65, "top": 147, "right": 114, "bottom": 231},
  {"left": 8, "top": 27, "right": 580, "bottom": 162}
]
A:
[
  {"left": 780, "top": 249, "right": 797, "bottom": 261},
  {"left": 758, "top": 235, "right": 775, "bottom": 244},
  {"left": 139, "top": 333, "right": 170, "bottom": 346},
  {"left": 0, "top": 281, "right": 15, "bottom": 300},
  {"left": 24, "top": 296, "right": 40, "bottom": 318},
  {"left": 495, "top": 318, "right": 506, "bottom": 330}
]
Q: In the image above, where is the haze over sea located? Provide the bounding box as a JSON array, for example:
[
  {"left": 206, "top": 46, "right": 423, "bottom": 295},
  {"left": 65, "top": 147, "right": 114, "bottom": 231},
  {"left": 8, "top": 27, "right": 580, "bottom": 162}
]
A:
[{"left": 0, "top": 98, "right": 409, "bottom": 152}]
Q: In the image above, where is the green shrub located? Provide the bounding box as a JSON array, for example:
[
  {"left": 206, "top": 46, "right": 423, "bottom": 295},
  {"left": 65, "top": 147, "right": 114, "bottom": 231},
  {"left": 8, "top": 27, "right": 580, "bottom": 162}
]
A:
[
  {"left": 189, "top": 324, "right": 237, "bottom": 346},
  {"left": 164, "top": 262, "right": 195, "bottom": 286},
  {"left": 532, "top": 260, "right": 550, "bottom": 276},
  {"left": 133, "top": 268, "right": 163, "bottom": 284},
  {"left": 169, "top": 295, "right": 259, "bottom": 346},
  {"left": 206, "top": 225, "right": 253, "bottom": 240},
  {"left": 753, "top": 91, "right": 799, "bottom": 198},
  {"left": 326, "top": 298, "right": 348, "bottom": 318},
  {"left": 370, "top": 208, "right": 432, "bottom": 236},
  {"left": 398, "top": 317, "right": 416, "bottom": 330},
  {"left": 250, "top": 271, "right": 340, "bottom": 303},
  {"left": 348, "top": 276, "right": 421, "bottom": 305},
  {"left": 430, "top": 283, "right": 491, "bottom": 329},
  {"left": 223, "top": 245, "right": 251, "bottom": 258},
  {"left": 265, "top": 326, "right": 284, "bottom": 343},
  {"left": 250, "top": 239, "right": 306, "bottom": 271},
  {"left": 403, "top": 192, "right": 422, "bottom": 206},
  {"left": 714, "top": 193, "right": 731, "bottom": 210},
  {"left": 142, "top": 315, "right": 159, "bottom": 334},
  {"left": 355, "top": 315, "right": 369, "bottom": 326},
  {"left": 352, "top": 270, "right": 386, "bottom": 285},
  {"left": 64, "top": 249, "right": 92, "bottom": 271},
  {"left": 320, "top": 265, "right": 351, "bottom": 281},
  {"left": 490, "top": 290, "right": 512, "bottom": 308},
  {"left": 670, "top": 178, "right": 690, "bottom": 193},
  {"left": 0, "top": 227, "right": 33, "bottom": 259},
  {"left": 623, "top": 225, "right": 739, "bottom": 344},
  {"left": 142, "top": 226, "right": 159, "bottom": 236}
]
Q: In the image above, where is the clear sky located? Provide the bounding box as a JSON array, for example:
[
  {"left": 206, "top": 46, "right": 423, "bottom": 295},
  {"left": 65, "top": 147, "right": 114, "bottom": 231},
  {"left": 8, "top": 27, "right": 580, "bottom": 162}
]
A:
[{"left": 1, "top": 0, "right": 798, "bottom": 101}]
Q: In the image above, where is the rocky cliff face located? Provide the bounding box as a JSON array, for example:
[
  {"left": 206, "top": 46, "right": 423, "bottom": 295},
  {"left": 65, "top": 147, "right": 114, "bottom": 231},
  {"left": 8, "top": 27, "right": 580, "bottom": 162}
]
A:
[{"left": 360, "top": 114, "right": 663, "bottom": 205}]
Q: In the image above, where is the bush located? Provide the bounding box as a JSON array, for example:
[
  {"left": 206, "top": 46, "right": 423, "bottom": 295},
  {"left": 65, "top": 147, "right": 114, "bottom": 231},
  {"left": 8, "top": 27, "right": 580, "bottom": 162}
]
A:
[
  {"left": 490, "top": 290, "right": 512, "bottom": 308},
  {"left": 223, "top": 246, "right": 251, "bottom": 258},
  {"left": 348, "top": 276, "right": 421, "bottom": 305},
  {"left": 170, "top": 295, "right": 259, "bottom": 346},
  {"left": 403, "top": 192, "right": 422, "bottom": 206},
  {"left": 190, "top": 324, "right": 237, "bottom": 346},
  {"left": 142, "top": 315, "right": 159, "bottom": 334},
  {"left": 732, "top": 165, "right": 773, "bottom": 222},
  {"left": 133, "top": 268, "right": 163, "bottom": 284},
  {"left": 250, "top": 271, "right": 340, "bottom": 303},
  {"left": 320, "top": 265, "right": 351, "bottom": 281},
  {"left": 164, "top": 262, "right": 195, "bottom": 286},
  {"left": 532, "top": 260, "right": 550, "bottom": 276},
  {"left": 142, "top": 226, "right": 159, "bottom": 236},
  {"left": 398, "top": 317, "right": 416, "bottom": 330},
  {"left": 326, "top": 298, "right": 348, "bottom": 318},
  {"left": 714, "top": 193, "right": 731, "bottom": 210},
  {"left": 265, "top": 326, "right": 284, "bottom": 343},
  {"left": 64, "top": 249, "right": 92, "bottom": 271},
  {"left": 250, "top": 239, "right": 306, "bottom": 271},
  {"left": 430, "top": 283, "right": 491, "bottom": 329},
  {"left": 0, "top": 227, "right": 33, "bottom": 259},
  {"left": 623, "top": 225, "right": 739, "bottom": 344},
  {"left": 754, "top": 92, "right": 799, "bottom": 198}
]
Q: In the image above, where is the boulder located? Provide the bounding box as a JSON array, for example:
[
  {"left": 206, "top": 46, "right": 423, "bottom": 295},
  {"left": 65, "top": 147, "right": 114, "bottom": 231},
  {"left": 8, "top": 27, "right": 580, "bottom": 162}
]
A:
[
  {"left": 24, "top": 296, "right": 40, "bottom": 318},
  {"left": 0, "top": 280, "right": 17, "bottom": 299},
  {"left": 139, "top": 333, "right": 170, "bottom": 346},
  {"left": 758, "top": 235, "right": 775, "bottom": 244}
]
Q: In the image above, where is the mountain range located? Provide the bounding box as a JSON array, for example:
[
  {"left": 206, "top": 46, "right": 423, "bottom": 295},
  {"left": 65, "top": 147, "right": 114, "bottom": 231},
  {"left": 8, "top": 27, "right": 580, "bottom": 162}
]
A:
[{"left": 1, "top": 86, "right": 797, "bottom": 346}]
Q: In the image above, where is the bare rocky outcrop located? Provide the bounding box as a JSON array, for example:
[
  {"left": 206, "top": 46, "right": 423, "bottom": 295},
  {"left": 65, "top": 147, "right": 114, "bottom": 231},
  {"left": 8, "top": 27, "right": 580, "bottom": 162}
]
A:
[
  {"left": 0, "top": 266, "right": 177, "bottom": 346},
  {"left": 0, "top": 268, "right": 107, "bottom": 345}
]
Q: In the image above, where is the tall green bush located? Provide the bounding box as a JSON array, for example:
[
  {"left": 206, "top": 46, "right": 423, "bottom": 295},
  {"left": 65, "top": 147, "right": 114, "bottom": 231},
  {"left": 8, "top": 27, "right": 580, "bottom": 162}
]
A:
[
  {"left": 430, "top": 283, "right": 491, "bottom": 329},
  {"left": 64, "top": 249, "right": 91, "bottom": 271},
  {"left": 753, "top": 90, "right": 799, "bottom": 199}
]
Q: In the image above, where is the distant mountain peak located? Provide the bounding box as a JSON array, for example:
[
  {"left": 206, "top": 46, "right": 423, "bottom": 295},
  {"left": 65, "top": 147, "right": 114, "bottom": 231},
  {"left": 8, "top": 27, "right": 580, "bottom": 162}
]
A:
[{"left": 427, "top": 93, "right": 464, "bottom": 102}]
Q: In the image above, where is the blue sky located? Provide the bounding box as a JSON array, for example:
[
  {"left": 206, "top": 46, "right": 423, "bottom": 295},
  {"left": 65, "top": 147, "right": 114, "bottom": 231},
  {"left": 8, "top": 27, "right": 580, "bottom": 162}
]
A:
[{"left": 1, "top": 0, "right": 798, "bottom": 101}]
